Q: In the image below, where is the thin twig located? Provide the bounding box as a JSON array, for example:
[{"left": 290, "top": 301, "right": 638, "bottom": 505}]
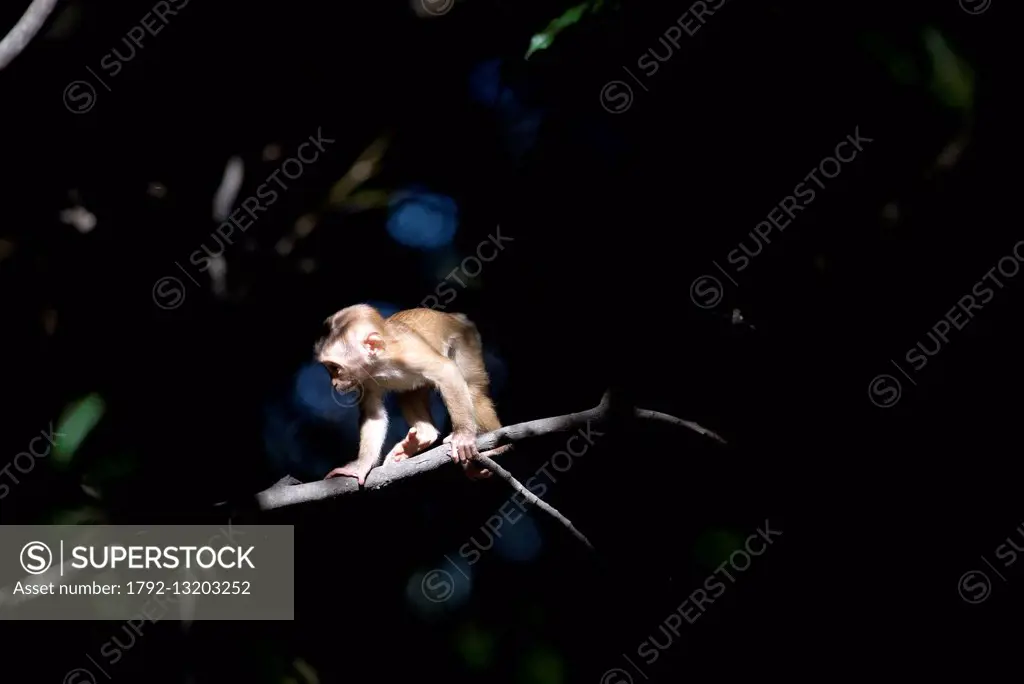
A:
[
  {"left": 0, "top": 0, "right": 61, "bottom": 71},
  {"left": 476, "top": 454, "right": 593, "bottom": 551},
  {"left": 634, "top": 408, "right": 726, "bottom": 444}
]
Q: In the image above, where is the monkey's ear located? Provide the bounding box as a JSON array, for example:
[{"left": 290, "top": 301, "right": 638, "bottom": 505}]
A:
[{"left": 364, "top": 331, "right": 385, "bottom": 353}]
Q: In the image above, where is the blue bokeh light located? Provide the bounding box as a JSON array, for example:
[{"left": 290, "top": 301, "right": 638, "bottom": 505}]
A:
[{"left": 386, "top": 188, "right": 458, "bottom": 250}]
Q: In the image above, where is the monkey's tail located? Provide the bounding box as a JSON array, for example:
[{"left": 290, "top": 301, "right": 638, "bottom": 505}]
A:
[{"left": 452, "top": 313, "right": 483, "bottom": 352}]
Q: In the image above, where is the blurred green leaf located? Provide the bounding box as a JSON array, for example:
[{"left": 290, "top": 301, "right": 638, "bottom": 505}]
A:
[
  {"left": 292, "top": 658, "right": 319, "bottom": 684},
  {"left": 456, "top": 623, "right": 496, "bottom": 669},
  {"left": 518, "top": 648, "right": 563, "bottom": 684},
  {"left": 860, "top": 27, "right": 974, "bottom": 111},
  {"left": 693, "top": 528, "right": 743, "bottom": 569},
  {"left": 525, "top": 3, "right": 587, "bottom": 59},
  {"left": 53, "top": 393, "right": 105, "bottom": 465},
  {"left": 923, "top": 27, "right": 973, "bottom": 110}
]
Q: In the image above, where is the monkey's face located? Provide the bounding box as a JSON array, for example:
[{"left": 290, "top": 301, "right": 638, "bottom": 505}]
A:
[
  {"left": 319, "top": 337, "right": 375, "bottom": 394},
  {"left": 320, "top": 358, "right": 359, "bottom": 393},
  {"left": 331, "top": 374, "right": 359, "bottom": 393}
]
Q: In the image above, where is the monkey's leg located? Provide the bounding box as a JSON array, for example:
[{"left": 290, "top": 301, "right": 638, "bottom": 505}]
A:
[
  {"left": 384, "top": 388, "right": 439, "bottom": 463},
  {"left": 472, "top": 389, "right": 500, "bottom": 433},
  {"left": 461, "top": 388, "right": 501, "bottom": 480}
]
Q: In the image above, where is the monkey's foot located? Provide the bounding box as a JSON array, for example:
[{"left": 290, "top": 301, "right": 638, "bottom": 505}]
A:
[
  {"left": 386, "top": 426, "right": 439, "bottom": 463},
  {"left": 459, "top": 446, "right": 509, "bottom": 480},
  {"left": 461, "top": 461, "right": 493, "bottom": 480}
]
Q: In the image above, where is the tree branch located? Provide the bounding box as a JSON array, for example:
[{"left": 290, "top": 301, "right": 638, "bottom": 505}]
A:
[
  {"left": 0, "top": 0, "right": 61, "bottom": 72},
  {"left": 255, "top": 391, "right": 724, "bottom": 511},
  {"left": 634, "top": 408, "right": 726, "bottom": 444},
  {"left": 476, "top": 453, "right": 593, "bottom": 551}
]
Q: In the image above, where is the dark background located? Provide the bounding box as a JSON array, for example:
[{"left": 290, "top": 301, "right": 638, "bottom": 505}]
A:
[{"left": 0, "top": 0, "right": 1016, "bottom": 681}]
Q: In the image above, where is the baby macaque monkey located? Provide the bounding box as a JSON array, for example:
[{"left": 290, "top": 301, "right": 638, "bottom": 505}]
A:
[{"left": 314, "top": 305, "right": 501, "bottom": 484}]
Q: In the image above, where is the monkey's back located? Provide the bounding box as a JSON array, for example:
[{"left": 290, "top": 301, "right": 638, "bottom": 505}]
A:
[
  {"left": 386, "top": 308, "right": 481, "bottom": 359},
  {"left": 386, "top": 307, "right": 495, "bottom": 424}
]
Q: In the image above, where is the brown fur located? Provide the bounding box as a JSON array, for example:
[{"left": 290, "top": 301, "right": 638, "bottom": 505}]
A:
[{"left": 316, "top": 305, "right": 500, "bottom": 482}]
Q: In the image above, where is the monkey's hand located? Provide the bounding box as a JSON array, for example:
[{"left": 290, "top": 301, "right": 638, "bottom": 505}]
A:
[
  {"left": 324, "top": 458, "right": 375, "bottom": 486},
  {"left": 444, "top": 430, "right": 479, "bottom": 465},
  {"left": 443, "top": 431, "right": 492, "bottom": 479}
]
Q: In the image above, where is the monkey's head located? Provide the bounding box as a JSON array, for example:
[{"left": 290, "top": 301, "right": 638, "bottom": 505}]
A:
[{"left": 314, "top": 305, "right": 388, "bottom": 392}]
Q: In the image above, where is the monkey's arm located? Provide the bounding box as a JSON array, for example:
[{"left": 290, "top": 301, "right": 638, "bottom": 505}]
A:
[
  {"left": 325, "top": 389, "right": 388, "bottom": 485},
  {"left": 404, "top": 340, "right": 478, "bottom": 464},
  {"left": 436, "top": 368, "right": 479, "bottom": 464}
]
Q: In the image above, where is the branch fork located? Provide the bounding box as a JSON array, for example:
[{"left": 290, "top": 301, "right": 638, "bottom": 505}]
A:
[{"left": 256, "top": 391, "right": 725, "bottom": 551}]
